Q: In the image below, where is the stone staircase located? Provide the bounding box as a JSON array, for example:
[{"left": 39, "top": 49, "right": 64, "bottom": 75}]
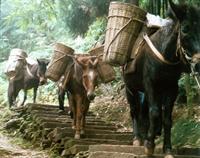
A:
[
  {"left": 88, "top": 145, "right": 200, "bottom": 158},
  {"left": 17, "top": 103, "right": 200, "bottom": 158}
]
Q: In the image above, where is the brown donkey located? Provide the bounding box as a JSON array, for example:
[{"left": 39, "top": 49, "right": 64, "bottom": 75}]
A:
[{"left": 58, "top": 55, "right": 99, "bottom": 139}]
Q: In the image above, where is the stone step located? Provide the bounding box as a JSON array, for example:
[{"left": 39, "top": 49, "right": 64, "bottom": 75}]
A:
[
  {"left": 47, "top": 128, "right": 132, "bottom": 143},
  {"left": 83, "top": 133, "right": 132, "bottom": 141},
  {"left": 174, "top": 147, "right": 200, "bottom": 156},
  {"left": 43, "top": 127, "right": 116, "bottom": 139},
  {"left": 26, "top": 103, "right": 95, "bottom": 116},
  {"left": 31, "top": 114, "right": 100, "bottom": 125},
  {"left": 62, "top": 138, "right": 132, "bottom": 149},
  {"left": 88, "top": 151, "right": 200, "bottom": 158},
  {"left": 89, "top": 145, "right": 200, "bottom": 156},
  {"left": 41, "top": 122, "right": 117, "bottom": 131},
  {"left": 89, "top": 145, "right": 146, "bottom": 155},
  {"left": 61, "top": 145, "right": 89, "bottom": 157},
  {"left": 32, "top": 112, "right": 98, "bottom": 121},
  {"left": 36, "top": 117, "right": 115, "bottom": 127}
]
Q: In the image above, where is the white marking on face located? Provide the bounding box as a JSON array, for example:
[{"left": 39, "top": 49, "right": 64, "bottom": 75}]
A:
[{"left": 88, "top": 70, "right": 95, "bottom": 80}]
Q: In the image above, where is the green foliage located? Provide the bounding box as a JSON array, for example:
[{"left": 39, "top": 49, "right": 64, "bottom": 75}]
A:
[
  {"left": 81, "top": 17, "right": 107, "bottom": 51},
  {"left": 178, "top": 74, "right": 199, "bottom": 105},
  {"left": 58, "top": 0, "right": 110, "bottom": 35},
  {"left": 172, "top": 118, "right": 200, "bottom": 147},
  {"left": 0, "top": 0, "right": 69, "bottom": 58}
]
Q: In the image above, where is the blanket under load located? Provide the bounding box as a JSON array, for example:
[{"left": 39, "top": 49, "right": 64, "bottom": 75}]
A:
[
  {"left": 124, "top": 13, "right": 172, "bottom": 74},
  {"left": 5, "top": 48, "right": 28, "bottom": 78},
  {"left": 131, "top": 13, "right": 173, "bottom": 59}
]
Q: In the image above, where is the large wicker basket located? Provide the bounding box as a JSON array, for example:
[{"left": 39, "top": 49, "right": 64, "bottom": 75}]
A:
[
  {"left": 46, "top": 43, "right": 74, "bottom": 82},
  {"left": 5, "top": 48, "right": 27, "bottom": 78},
  {"left": 103, "top": 2, "right": 146, "bottom": 66},
  {"left": 88, "top": 45, "right": 116, "bottom": 83}
]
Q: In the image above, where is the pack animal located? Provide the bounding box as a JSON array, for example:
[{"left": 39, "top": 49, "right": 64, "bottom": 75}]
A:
[
  {"left": 123, "top": 0, "right": 200, "bottom": 157},
  {"left": 58, "top": 56, "right": 99, "bottom": 139},
  {"left": 8, "top": 59, "right": 49, "bottom": 107}
]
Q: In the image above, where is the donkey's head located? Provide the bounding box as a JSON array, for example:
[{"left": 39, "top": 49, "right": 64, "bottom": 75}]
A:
[
  {"left": 76, "top": 56, "right": 99, "bottom": 101},
  {"left": 36, "top": 59, "right": 49, "bottom": 85},
  {"left": 169, "top": 0, "right": 200, "bottom": 72}
]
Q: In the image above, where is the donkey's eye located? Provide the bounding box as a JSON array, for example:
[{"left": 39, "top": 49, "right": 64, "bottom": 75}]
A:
[{"left": 181, "top": 23, "right": 190, "bottom": 34}]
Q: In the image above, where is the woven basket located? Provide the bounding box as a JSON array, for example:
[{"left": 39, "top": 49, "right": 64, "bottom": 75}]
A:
[
  {"left": 103, "top": 2, "right": 146, "bottom": 66},
  {"left": 89, "top": 45, "right": 116, "bottom": 83},
  {"left": 46, "top": 43, "right": 74, "bottom": 82},
  {"left": 9, "top": 48, "right": 27, "bottom": 59},
  {"left": 5, "top": 48, "right": 27, "bottom": 78}
]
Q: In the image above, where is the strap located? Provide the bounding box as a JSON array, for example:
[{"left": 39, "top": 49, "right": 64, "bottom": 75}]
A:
[{"left": 143, "top": 34, "right": 179, "bottom": 65}]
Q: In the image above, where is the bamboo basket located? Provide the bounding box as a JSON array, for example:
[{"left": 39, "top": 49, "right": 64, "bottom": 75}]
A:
[
  {"left": 46, "top": 43, "right": 74, "bottom": 82},
  {"left": 89, "top": 45, "right": 116, "bottom": 83},
  {"left": 5, "top": 48, "right": 27, "bottom": 78},
  {"left": 9, "top": 48, "right": 27, "bottom": 59},
  {"left": 103, "top": 2, "right": 146, "bottom": 66}
]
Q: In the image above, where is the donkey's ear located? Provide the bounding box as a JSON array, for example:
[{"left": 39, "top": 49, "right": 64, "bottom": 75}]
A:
[
  {"left": 169, "top": 0, "right": 187, "bottom": 22},
  {"left": 45, "top": 60, "right": 50, "bottom": 65},
  {"left": 93, "top": 58, "right": 99, "bottom": 67},
  {"left": 37, "top": 59, "right": 41, "bottom": 65}
]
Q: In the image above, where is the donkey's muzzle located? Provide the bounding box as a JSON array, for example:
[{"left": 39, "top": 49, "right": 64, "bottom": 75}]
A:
[
  {"left": 39, "top": 77, "right": 47, "bottom": 85},
  {"left": 87, "top": 92, "right": 96, "bottom": 101},
  {"left": 192, "top": 53, "right": 200, "bottom": 63},
  {"left": 192, "top": 53, "right": 200, "bottom": 74}
]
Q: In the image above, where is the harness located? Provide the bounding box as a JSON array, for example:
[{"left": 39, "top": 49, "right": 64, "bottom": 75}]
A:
[{"left": 143, "top": 23, "right": 200, "bottom": 89}]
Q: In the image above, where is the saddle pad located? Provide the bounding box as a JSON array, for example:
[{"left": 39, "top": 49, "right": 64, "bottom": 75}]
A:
[
  {"left": 127, "top": 27, "right": 158, "bottom": 74},
  {"left": 26, "top": 57, "right": 38, "bottom": 65}
]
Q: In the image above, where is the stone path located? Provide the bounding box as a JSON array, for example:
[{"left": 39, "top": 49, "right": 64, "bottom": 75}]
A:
[{"left": 15, "top": 103, "right": 200, "bottom": 158}]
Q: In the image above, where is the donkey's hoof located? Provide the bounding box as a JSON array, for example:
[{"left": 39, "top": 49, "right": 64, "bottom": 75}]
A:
[
  {"left": 74, "top": 133, "right": 80, "bottom": 139},
  {"left": 144, "top": 140, "right": 155, "bottom": 156},
  {"left": 80, "top": 130, "right": 85, "bottom": 135},
  {"left": 133, "top": 137, "right": 143, "bottom": 146},
  {"left": 72, "top": 126, "right": 75, "bottom": 130},
  {"left": 164, "top": 154, "right": 174, "bottom": 158},
  {"left": 58, "top": 110, "right": 65, "bottom": 114},
  {"left": 164, "top": 149, "right": 174, "bottom": 158}
]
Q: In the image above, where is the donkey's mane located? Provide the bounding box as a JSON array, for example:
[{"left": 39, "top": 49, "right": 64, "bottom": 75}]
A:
[{"left": 167, "top": 3, "right": 200, "bottom": 22}]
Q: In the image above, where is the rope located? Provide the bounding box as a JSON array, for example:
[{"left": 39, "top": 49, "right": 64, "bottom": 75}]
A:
[
  {"left": 176, "top": 24, "right": 200, "bottom": 90},
  {"left": 191, "top": 65, "right": 200, "bottom": 89}
]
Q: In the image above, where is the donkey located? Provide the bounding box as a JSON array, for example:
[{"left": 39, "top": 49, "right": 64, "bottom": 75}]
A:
[
  {"left": 123, "top": 0, "right": 200, "bottom": 157},
  {"left": 58, "top": 55, "right": 99, "bottom": 139},
  {"left": 8, "top": 59, "right": 49, "bottom": 107}
]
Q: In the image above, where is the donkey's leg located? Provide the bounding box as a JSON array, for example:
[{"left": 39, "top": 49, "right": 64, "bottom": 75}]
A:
[
  {"left": 81, "top": 99, "right": 90, "bottom": 135},
  {"left": 126, "top": 88, "right": 143, "bottom": 146},
  {"left": 74, "top": 95, "right": 83, "bottom": 139},
  {"left": 144, "top": 83, "right": 162, "bottom": 156},
  {"left": 162, "top": 88, "right": 178, "bottom": 156},
  {"left": 33, "top": 87, "right": 38, "bottom": 103},
  {"left": 20, "top": 89, "right": 27, "bottom": 106},
  {"left": 58, "top": 88, "right": 65, "bottom": 111},
  {"left": 67, "top": 93, "right": 75, "bottom": 129},
  {"left": 8, "top": 81, "right": 21, "bottom": 108},
  {"left": 67, "top": 91, "right": 74, "bottom": 118},
  {"left": 8, "top": 82, "right": 15, "bottom": 108}
]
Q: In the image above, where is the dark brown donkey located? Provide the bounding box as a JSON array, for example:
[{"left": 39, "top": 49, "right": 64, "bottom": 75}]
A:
[
  {"left": 58, "top": 55, "right": 99, "bottom": 139},
  {"left": 8, "top": 59, "right": 49, "bottom": 108},
  {"left": 123, "top": 0, "right": 200, "bottom": 157}
]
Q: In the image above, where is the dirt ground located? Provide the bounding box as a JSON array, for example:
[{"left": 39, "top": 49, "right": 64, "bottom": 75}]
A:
[
  {"left": 0, "top": 104, "right": 50, "bottom": 158},
  {"left": 0, "top": 132, "right": 49, "bottom": 158}
]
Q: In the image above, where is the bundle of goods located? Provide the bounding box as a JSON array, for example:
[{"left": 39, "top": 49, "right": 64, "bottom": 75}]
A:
[
  {"left": 88, "top": 45, "right": 116, "bottom": 83},
  {"left": 5, "top": 48, "right": 27, "bottom": 78},
  {"left": 103, "top": 1, "right": 147, "bottom": 66},
  {"left": 46, "top": 43, "right": 74, "bottom": 82}
]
